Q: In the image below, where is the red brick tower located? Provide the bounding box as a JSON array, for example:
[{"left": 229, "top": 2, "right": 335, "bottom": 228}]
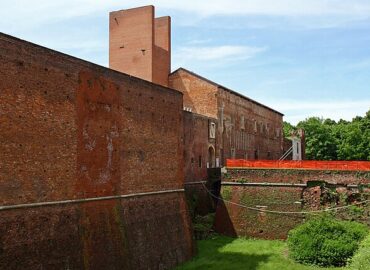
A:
[{"left": 109, "top": 6, "right": 171, "bottom": 87}]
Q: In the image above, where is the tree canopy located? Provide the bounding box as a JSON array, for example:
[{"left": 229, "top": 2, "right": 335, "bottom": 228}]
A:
[{"left": 283, "top": 110, "right": 370, "bottom": 161}]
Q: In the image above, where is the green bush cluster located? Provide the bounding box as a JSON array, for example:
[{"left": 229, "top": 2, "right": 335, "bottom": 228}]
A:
[{"left": 287, "top": 216, "right": 369, "bottom": 267}]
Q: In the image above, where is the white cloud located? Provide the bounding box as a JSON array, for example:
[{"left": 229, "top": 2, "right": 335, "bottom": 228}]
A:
[
  {"left": 156, "top": 0, "right": 370, "bottom": 17},
  {"left": 262, "top": 99, "right": 370, "bottom": 124},
  {"left": 185, "top": 39, "right": 213, "bottom": 45},
  {"left": 172, "top": 45, "right": 267, "bottom": 68},
  {"left": 2, "top": 0, "right": 370, "bottom": 31}
]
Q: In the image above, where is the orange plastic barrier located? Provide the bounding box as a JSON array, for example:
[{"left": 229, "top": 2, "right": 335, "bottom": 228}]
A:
[{"left": 226, "top": 159, "right": 370, "bottom": 171}]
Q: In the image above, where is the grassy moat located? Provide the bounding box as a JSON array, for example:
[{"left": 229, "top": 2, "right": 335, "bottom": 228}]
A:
[{"left": 175, "top": 235, "right": 368, "bottom": 270}]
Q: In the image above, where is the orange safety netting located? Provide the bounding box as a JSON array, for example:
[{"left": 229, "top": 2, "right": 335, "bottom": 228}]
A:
[{"left": 226, "top": 159, "right": 370, "bottom": 171}]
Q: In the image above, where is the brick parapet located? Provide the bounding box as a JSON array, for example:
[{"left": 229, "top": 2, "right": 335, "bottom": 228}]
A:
[{"left": 224, "top": 168, "right": 370, "bottom": 185}]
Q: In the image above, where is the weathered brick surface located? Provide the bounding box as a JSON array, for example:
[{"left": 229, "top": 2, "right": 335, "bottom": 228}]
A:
[
  {"left": 169, "top": 68, "right": 284, "bottom": 166},
  {"left": 215, "top": 168, "right": 370, "bottom": 239},
  {"left": 183, "top": 112, "right": 217, "bottom": 216},
  {"left": 153, "top": 16, "right": 171, "bottom": 87},
  {"left": 183, "top": 111, "right": 217, "bottom": 183},
  {"left": 109, "top": 6, "right": 171, "bottom": 87},
  {"left": 217, "top": 88, "right": 283, "bottom": 162},
  {"left": 0, "top": 33, "right": 194, "bottom": 269},
  {"left": 0, "top": 39, "right": 77, "bottom": 205},
  {"left": 169, "top": 69, "right": 218, "bottom": 119},
  {"left": 0, "top": 205, "right": 84, "bottom": 269},
  {"left": 225, "top": 168, "right": 370, "bottom": 185},
  {"left": 109, "top": 6, "right": 154, "bottom": 83},
  {"left": 184, "top": 184, "right": 214, "bottom": 217},
  {"left": 215, "top": 185, "right": 303, "bottom": 239},
  {"left": 0, "top": 194, "right": 193, "bottom": 269}
]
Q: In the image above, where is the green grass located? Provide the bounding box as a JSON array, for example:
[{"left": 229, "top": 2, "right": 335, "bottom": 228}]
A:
[
  {"left": 349, "top": 233, "right": 370, "bottom": 270},
  {"left": 176, "top": 236, "right": 346, "bottom": 270}
]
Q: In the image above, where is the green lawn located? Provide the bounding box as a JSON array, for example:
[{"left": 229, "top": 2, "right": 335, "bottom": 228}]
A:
[{"left": 175, "top": 236, "right": 346, "bottom": 270}]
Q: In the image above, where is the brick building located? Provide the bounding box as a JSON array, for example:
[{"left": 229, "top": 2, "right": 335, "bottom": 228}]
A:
[
  {"left": 109, "top": 6, "right": 285, "bottom": 184},
  {"left": 169, "top": 68, "right": 284, "bottom": 167}
]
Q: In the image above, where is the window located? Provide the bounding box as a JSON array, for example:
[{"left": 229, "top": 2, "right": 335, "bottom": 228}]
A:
[
  {"left": 216, "top": 158, "right": 220, "bottom": 167},
  {"left": 276, "top": 128, "right": 280, "bottom": 138},
  {"left": 240, "top": 115, "right": 245, "bottom": 130},
  {"left": 198, "top": 155, "right": 202, "bottom": 168},
  {"left": 253, "top": 120, "right": 257, "bottom": 132},
  {"left": 209, "top": 122, "right": 216, "bottom": 139}
]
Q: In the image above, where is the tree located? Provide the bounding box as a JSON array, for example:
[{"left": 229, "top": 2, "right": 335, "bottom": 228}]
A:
[
  {"left": 285, "top": 109, "right": 370, "bottom": 160},
  {"left": 283, "top": 121, "right": 296, "bottom": 137},
  {"left": 297, "top": 117, "right": 337, "bottom": 160}
]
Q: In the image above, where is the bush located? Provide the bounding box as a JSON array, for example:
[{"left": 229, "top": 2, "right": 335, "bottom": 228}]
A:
[
  {"left": 287, "top": 216, "right": 369, "bottom": 267},
  {"left": 349, "top": 233, "right": 370, "bottom": 269},
  {"left": 193, "top": 213, "right": 215, "bottom": 240}
]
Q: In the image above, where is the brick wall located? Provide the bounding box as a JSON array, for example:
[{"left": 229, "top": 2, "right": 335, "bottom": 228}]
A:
[
  {"left": 183, "top": 111, "right": 217, "bottom": 183},
  {"left": 0, "top": 33, "right": 194, "bottom": 269},
  {"left": 217, "top": 88, "right": 284, "bottom": 163},
  {"left": 169, "top": 69, "right": 218, "bottom": 118},
  {"left": 169, "top": 68, "right": 284, "bottom": 167},
  {"left": 183, "top": 112, "right": 217, "bottom": 217},
  {"left": 214, "top": 168, "right": 370, "bottom": 239},
  {"left": 225, "top": 168, "right": 370, "bottom": 185},
  {"left": 153, "top": 16, "right": 171, "bottom": 87},
  {"left": 215, "top": 184, "right": 303, "bottom": 239}
]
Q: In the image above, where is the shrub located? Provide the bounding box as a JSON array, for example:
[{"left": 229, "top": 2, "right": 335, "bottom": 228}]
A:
[
  {"left": 193, "top": 213, "right": 215, "bottom": 240},
  {"left": 287, "top": 216, "right": 369, "bottom": 267},
  {"left": 349, "top": 233, "right": 370, "bottom": 270}
]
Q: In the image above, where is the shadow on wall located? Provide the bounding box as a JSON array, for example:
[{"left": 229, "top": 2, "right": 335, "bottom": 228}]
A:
[
  {"left": 175, "top": 236, "right": 271, "bottom": 270},
  {"left": 213, "top": 198, "right": 237, "bottom": 237}
]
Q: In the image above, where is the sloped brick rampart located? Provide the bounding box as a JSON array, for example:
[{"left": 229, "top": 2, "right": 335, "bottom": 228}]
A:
[{"left": 0, "top": 33, "right": 194, "bottom": 269}]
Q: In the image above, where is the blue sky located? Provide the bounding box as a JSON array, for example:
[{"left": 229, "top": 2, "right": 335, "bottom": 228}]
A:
[{"left": 1, "top": 0, "right": 369, "bottom": 124}]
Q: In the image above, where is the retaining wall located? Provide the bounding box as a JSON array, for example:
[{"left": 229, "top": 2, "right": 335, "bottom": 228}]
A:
[
  {"left": 215, "top": 167, "right": 370, "bottom": 239},
  {"left": 0, "top": 33, "right": 194, "bottom": 269}
]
